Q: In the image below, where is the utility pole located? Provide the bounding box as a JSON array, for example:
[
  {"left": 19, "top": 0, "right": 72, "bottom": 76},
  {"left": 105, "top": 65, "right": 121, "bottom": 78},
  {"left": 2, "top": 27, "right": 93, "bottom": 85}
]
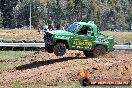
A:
[
  {"left": 106, "top": 0, "right": 108, "bottom": 7},
  {"left": 29, "top": 0, "right": 32, "bottom": 31}
]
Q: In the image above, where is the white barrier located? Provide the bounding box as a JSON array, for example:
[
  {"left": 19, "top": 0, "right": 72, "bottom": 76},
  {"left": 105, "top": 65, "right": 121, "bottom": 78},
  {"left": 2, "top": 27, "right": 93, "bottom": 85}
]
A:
[
  {"left": 0, "top": 43, "right": 45, "bottom": 47},
  {"left": 113, "top": 45, "right": 132, "bottom": 50},
  {"left": 0, "top": 43, "right": 131, "bottom": 50}
]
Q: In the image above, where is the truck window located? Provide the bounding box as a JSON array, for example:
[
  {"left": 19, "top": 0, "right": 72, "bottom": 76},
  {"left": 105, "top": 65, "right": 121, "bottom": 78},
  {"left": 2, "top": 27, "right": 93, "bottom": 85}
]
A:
[
  {"left": 78, "top": 26, "right": 92, "bottom": 35},
  {"left": 65, "top": 23, "right": 80, "bottom": 33}
]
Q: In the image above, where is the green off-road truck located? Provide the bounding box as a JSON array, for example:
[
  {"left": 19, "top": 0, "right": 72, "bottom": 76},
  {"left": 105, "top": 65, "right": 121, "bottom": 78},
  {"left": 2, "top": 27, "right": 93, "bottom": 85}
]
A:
[{"left": 44, "top": 22, "right": 114, "bottom": 57}]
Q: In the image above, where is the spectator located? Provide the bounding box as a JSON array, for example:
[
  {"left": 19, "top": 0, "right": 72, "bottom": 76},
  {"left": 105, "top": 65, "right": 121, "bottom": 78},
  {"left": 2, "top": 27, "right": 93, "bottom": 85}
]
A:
[
  {"left": 36, "top": 24, "right": 42, "bottom": 34},
  {"left": 37, "top": 27, "right": 41, "bottom": 34},
  {"left": 55, "top": 23, "right": 61, "bottom": 30},
  {"left": 61, "top": 23, "right": 65, "bottom": 30},
  {"left": 43, "top": 23, "right": 48, "bottom": 32},
  {"left": 48, "top": 24, "right": 53, "bottom": 31}
]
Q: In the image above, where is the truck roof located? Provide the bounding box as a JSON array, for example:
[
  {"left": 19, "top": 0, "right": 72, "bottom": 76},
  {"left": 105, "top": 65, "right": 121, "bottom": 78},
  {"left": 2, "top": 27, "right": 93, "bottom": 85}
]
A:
[{"left": 74, "top": 22, "right": 97, "bottom": 28}]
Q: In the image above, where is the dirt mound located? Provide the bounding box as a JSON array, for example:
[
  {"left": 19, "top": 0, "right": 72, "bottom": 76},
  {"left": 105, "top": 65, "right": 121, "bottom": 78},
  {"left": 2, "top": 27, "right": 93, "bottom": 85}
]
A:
[{"left": 0, "top": 50, "right": 132, "bottom": 85}]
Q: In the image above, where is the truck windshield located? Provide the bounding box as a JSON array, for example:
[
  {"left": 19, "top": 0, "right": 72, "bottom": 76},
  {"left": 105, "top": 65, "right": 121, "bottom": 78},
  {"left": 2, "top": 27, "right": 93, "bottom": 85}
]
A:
[{"left": 65, "top": 23, "right": 80, "bottom": 33}]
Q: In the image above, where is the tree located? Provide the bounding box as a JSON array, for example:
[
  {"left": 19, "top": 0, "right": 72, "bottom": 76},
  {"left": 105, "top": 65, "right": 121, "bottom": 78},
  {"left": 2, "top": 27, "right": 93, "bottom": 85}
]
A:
[
  {"left": 13, "top": 0, "right": 46, "bottom": 28},
  {"left": 0, "top": 0, "right": 18, "bottom": 28}
]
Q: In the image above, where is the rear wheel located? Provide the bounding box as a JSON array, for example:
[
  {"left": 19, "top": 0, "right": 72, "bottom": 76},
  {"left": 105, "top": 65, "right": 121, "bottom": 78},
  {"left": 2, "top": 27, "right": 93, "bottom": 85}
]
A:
[
  {"left": 53, "top": 42, "right": 66, "bottom": 56},
  {"left": 93, "top": 45, "right": 107, "bottom": 57}
]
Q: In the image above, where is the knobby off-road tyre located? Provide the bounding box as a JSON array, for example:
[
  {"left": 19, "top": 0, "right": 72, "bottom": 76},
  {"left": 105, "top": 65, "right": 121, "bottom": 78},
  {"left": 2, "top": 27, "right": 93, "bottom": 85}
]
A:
[
  {"left": 45, "top": 44, "right": 53, "bottom": 53},
  {"left": 79, "top": 77, "right": 91, "bottom": 86},
  {"left": 93, "top": 45, "right": 107, "bottom": 57},
  {"left": 83, "top": 51, "right": 93, "bottom": 58},
  {"left": 53, "top": 42, "right": 66, "bottom": 56}
]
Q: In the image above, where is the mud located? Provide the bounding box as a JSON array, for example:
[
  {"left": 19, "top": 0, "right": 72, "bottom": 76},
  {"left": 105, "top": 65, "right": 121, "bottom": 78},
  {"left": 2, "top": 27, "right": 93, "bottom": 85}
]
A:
[{"left": 0, "top": 50, "right": 132, "bottom": 85}]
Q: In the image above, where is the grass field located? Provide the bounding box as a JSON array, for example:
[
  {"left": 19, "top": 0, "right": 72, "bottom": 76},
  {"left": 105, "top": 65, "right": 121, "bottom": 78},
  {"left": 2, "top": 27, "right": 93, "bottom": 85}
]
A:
[
  {"left": 10, "top": 82, "right": 132, "bottom": 88},
  {"left": 0, "top": 62, "right": 24, "bottom": 71},
  {"left": 0, "top": 51, "right": 34, "bottom": 71},
  {"left": 102, "top": 31, "right": 132, "bottom": 43},
  {"left": 0, "top": 51, "right": 34, "bottom": 58}
]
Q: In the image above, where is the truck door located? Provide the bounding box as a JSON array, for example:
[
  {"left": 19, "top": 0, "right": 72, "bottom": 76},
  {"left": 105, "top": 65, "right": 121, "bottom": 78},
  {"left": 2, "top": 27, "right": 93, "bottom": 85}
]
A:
[{"left": 69, "top": 26, "right": 94, "bottom": 50}]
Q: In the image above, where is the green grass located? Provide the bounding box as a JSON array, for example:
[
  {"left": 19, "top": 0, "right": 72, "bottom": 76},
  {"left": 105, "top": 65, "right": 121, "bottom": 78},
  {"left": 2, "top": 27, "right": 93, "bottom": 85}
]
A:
[
  {"left": 101, "top": 31, "right": 132, "bottom": 43},
  {"left": 0, "top": 51, "right": 34, "bottom": 58},
  {"left": 11, "top": 83, "right": 22, "bottom": 88},
  {"left": 0, "top": 62, "right": 25, "bottom": 70},
  {"left": 0, "top": 51, "right": 34, "bottom": 70},
  {"left": 8, "top": 82, "right": 132, "bottom": 88}
]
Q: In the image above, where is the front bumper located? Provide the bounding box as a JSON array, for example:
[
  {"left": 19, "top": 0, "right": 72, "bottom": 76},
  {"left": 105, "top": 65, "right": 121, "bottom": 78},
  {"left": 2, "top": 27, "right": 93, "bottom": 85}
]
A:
[
  {"left": 44, "top": 40, "right": 54, "bottom": 45},
  {"left": 44, "top": 32, "right": 54, "bottom": 45}
]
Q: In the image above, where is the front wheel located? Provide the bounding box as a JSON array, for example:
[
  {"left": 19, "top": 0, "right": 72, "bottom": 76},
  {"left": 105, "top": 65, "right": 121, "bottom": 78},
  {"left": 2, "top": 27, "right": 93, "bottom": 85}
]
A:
[
  {"left": 53, "top": 42, "right": 66, "bottom": 56},
  {"left": 45, "top": 44, "right": 53, "bottom": 53}
]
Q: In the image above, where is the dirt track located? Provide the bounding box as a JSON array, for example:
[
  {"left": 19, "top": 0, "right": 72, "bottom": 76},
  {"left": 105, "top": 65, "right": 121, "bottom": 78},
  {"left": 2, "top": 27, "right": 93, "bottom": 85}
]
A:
[{"left": 0, "top": 50, "right": 132, "bottom": 85}]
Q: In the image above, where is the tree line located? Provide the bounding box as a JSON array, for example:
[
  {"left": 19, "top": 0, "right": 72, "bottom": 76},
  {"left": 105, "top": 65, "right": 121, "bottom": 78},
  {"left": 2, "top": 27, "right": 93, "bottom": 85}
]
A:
[{"left": 0, "top": 0, "right": 132, "bottom": 30}]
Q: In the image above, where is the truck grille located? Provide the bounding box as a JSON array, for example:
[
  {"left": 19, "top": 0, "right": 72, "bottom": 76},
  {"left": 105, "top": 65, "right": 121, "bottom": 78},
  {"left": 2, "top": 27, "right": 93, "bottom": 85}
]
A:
[{"left": 44, "top": 32, "right": 52, "bottom": 41}]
